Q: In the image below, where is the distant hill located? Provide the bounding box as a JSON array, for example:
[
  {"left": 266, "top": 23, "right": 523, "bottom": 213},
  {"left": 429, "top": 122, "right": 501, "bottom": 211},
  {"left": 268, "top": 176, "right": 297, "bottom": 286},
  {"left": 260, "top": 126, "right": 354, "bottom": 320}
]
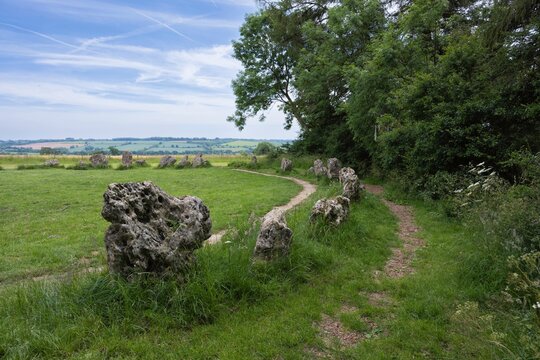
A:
[{"left": 0, "top": 138, "right": 290, "bottom": 155}]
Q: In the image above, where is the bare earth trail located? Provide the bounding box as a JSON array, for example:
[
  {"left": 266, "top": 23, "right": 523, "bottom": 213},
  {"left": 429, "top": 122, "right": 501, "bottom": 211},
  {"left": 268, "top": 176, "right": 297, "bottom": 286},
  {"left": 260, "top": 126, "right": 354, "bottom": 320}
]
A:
[
  {"left": 312, "top": 183, "right": 425, "bottom": 355},
  {"left": 364, "top": 184, "right": 425, "bottom": 278},
  {"left": 206, "top": 169, "right": 317, "bottom": 245}
]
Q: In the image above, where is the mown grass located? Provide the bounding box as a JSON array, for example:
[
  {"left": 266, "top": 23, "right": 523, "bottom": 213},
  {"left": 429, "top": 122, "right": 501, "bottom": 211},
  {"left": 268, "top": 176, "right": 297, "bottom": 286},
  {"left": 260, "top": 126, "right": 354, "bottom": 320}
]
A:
[
  {"left": 0, "top": 159, "right": 533, "bottom": 358},
  {"left": 0, "top": 167, "right": 300, "bottom": 283}
]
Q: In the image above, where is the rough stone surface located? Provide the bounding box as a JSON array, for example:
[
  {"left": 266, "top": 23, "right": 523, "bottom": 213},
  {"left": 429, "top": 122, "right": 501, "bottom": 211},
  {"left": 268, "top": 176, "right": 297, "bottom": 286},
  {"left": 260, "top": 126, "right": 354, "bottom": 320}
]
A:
[
  {"left": 251, "top": 156, "right": 257, "bottom": 164},
  {"left": 313, "top": 159, "right": 327, "bottom": 177},
  {"left": 310, "top": 196, "right": 350, "bottom": 226},
  {"left": 121, "top": 152, "right": 133, "bottom": 167},
  {"left": 135, "top": 159, "right": 147, "bottom": 166},
  {"left": 192, "top": 154, "right": 207, "bottom": 168},
  {"left": 253, "top": 210, "right": 292, "bottom": 261},
  {"left": 179, "top": 155, "right": 190, "bottom": 167},
  {"left": 101, "top": 181, "right": 212, "bottom": 278},
  {"left": 44, "top": 159, "right": 60, "bottom": 167},
  {"left": 327, "top": 158, "right": 342, "bottom": 180},
  {"left": 281, "top": 158, "right": 293, "bottom": 172},
  {"left": 339, "top": 167, "right": 363, "bottom": 200},
  {"left": 339, "top": 167, "right": 356, "bottom": 184},
  {"left": 90, "top": 153, "right": 108, "bottom": 167},
  {"left": 159, "top": 155, "right": 176, "bottom": 168}
]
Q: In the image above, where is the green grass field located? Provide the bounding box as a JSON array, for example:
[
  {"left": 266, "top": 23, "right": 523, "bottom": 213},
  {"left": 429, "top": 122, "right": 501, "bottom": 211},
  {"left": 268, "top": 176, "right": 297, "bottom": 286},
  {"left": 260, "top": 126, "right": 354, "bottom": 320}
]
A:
[
  {"left": 0, "top": 167, "right": 300, "bottom": 283},
  {"left": 0, "top": 157, "right": 533, "bottom": 358}
]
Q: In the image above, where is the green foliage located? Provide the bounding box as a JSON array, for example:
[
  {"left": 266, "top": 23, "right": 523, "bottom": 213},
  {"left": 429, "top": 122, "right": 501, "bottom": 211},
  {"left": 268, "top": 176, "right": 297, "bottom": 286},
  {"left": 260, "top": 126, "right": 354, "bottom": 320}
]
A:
[
  {"left": 16, "top": 164, "right": 64, "bottom": 170},
  {"left": 253, "top": 141, "right": 276, "bottom": 155},
  {"left": 108, "top": 146, "right": 121, "bottom": 155},
  {"left": 227, "top": 161, "right": 260, "bottom": 170}
]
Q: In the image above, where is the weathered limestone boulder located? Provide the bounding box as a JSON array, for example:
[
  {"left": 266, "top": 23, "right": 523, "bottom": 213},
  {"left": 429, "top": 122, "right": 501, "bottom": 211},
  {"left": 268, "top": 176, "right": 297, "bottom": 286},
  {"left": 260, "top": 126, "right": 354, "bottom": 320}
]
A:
[
  {"left": 343, "top": 174, "right": 362, "bottom": 200},
  {"left": 339, "top": 167, "right": 355, "bottom": 183},
  {"left": 339, "top": 167, "right": 364, "bottom": 200},
  {"left": 310, "top": 196, "right": 350, "bottom": 226},
  {"left": 178, "top": 155, "right": 190, "bottom": 167},
  {"left": 43, "top": 159, "right": 60, "bottom": 167},
  {"left": 327, "top": 158, "right": 341, "bottom": 180},
  {"left": 312, "top": 159, "right": 327, "bottom": 177},
  {"left": 253, "top": 210, "right": 293, "bottom": 261},
  {"left": 135, "top": 159, "right": 147, "bottom": 166},
  {"left": 101, "top": 181, "right": 212, "bottom": 278},
  {"left": 192, "top": 154, "right": 207, "bottom": 168},
  {"left": 251, "top": 156, "right": 258, "bottom": 165},
  {"left": 281, "top": 158, "right": 293, "bottom": 172},
  {"left": 90, "top": 153, "right": 108, "bottom": 167},
  {"left": 121, "top": 151, "right": 133, "bottom": 167},
  {"left": 159, "top": 155, "right": 176, "bottom": 168}
]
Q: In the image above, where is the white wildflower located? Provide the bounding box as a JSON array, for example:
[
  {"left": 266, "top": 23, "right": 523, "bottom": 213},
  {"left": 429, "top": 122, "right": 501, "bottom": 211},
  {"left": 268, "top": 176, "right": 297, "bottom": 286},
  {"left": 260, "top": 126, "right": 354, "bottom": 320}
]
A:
[
  {"left": 454, "top": 189, "right": 463, "bottom": 193},
  {"left": 533, "top": 302, "right": 540, "bottom": 310}
]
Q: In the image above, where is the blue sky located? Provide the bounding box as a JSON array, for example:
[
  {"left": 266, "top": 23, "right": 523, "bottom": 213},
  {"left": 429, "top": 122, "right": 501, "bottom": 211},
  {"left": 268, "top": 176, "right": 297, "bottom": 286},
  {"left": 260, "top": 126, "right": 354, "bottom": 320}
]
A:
[{"left": 0, "top": 0, "right": 300, "bottom": 140}]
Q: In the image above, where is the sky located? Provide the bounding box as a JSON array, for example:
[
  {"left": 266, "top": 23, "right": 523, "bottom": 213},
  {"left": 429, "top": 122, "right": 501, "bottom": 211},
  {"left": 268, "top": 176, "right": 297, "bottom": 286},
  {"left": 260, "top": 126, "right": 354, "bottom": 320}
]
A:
[{"left": 0, "top": 0, "right": 300, "bottom": 140}]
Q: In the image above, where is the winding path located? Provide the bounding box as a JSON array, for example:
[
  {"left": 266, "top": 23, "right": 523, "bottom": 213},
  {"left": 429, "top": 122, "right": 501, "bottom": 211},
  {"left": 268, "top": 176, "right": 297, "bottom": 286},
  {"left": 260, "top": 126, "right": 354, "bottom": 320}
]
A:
[
  {"left": 206, "top": 169, "right": 317, "bottom": 245},
  {"left": 364, "top": 184, "right": 425, "bottom": 278}
]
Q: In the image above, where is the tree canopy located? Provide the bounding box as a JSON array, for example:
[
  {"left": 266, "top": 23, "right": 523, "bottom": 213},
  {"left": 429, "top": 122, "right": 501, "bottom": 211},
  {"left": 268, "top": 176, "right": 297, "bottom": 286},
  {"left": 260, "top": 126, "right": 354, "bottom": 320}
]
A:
[{"left": 230, "top": 0, "right": 540, "bottom": 183}]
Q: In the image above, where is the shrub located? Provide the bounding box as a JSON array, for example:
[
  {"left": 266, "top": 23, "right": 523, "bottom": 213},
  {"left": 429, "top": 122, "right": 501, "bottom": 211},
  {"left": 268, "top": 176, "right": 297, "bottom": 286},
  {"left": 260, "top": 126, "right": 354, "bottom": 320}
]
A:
[
  {"left": 227, "top": 161, "right": 260, "bottom": 170},
  {"left": 16, "top": 164, "right": 65, "bottom": 170}
]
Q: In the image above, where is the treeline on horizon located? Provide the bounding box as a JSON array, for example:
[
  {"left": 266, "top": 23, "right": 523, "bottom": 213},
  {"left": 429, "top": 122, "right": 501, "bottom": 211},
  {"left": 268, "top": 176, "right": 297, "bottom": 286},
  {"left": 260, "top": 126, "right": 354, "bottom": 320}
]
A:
[{"left": 230, "top": 0, "right": 539, "bottom": 188}]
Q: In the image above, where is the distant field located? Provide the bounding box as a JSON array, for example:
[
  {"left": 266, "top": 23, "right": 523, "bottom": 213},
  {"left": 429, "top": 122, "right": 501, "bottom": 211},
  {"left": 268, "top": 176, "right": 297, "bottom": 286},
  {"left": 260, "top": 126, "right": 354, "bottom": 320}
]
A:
[
  {"left": 1, "top": 139, "right": 289, "bottom": 155},
  {"left": 0, "top": 167, "right": 300, "bottom": 283}
]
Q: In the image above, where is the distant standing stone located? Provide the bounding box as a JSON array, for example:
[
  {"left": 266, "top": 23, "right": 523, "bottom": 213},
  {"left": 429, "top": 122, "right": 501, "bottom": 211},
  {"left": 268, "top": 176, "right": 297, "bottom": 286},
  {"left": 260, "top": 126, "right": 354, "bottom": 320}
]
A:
[
  {"left": 90, "top": 153, "right": 108, "bottom": 167},
  {"left": 253, "top": 210, "right": 293, "bottom": 261},
  {"left": 281, "top": 158, "right": 293, "bottom": 172},
  {"left": 101, "top": 181, "right": 212, "bottom": 278},
  {"left": 339, "top": 167, "right": 364, "bottom": 200},
  {"left": 135, "top": 159, "right": 147, "bottom": 166},
  {"left": 43, "top": 159, "right": 60, "bottom": 167},
  {"left": 121, "top": 151, "right": 133, "bottom": 167},
  {"left": 327, "top": 158, "right": 341, "bottom": 180},
  {"left": 192, "top": 154, "right": 207, "bottom": 168},
  {"left": 310, "top": 196, "right": 350, "bottom": 226},
  {"left": 312, "top": 159, "right": 327, "bottom": 177},
  {"left": 179, "top": 155, "right": 190, "bottom": 167},
  {"left": 159, "top": 155, "right": 176, "bottom": 168},
  {"left": 251, "top": 156, "right": 257, "bottom": 164}
]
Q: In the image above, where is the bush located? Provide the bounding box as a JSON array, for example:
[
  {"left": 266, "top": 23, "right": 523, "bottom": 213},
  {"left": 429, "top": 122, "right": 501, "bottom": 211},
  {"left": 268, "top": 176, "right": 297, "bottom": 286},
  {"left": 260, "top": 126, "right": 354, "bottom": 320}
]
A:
[
  {"left": 16, "top": 164, "right": 64, "bottom": 170},
  {"left": 227, "top": 161, "right": 260, "bottom": 170}
]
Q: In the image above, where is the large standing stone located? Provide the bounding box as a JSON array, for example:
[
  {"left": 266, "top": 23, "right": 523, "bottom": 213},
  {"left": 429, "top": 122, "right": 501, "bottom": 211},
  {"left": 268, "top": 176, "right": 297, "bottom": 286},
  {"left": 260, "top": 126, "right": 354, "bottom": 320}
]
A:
[
  {"left": 159, "top": 155, "right": 176, "bottom": 168},
  {"left": 192, "top": 154, "right": 207, "bottom": 168},
  {"left": 312, "top": 159, "right": 327, "bottom": 177},
  {"left": 101, "top": 182, "right": 212, "bottom": 278},
  {"left": 327, "top": 158, "right": 341, "bottom": 180},
  {"left": 121, "top": 151, "right": 133, "bottom": 167},
  {"left": 253, "top": 210, "right": 293, "bottom": 261},
  {"left": 281, "top": 158, "right": 293, "bottom": 172},
  {"left": 310, "top": 196, "right": 350, "bottom": 226},
  {"left": 90, "top": 153, "right": 108, "bottom": 167}
]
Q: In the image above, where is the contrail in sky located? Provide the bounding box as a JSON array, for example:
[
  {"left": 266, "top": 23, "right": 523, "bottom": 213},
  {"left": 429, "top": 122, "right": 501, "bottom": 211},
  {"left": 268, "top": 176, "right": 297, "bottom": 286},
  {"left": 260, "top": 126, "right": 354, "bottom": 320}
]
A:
[
  {"left": 0, "top": 22, "right": 80, "bottom": 50},
  {"left": 132, "top": 9, "right": 196, "bottom": 43}
]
